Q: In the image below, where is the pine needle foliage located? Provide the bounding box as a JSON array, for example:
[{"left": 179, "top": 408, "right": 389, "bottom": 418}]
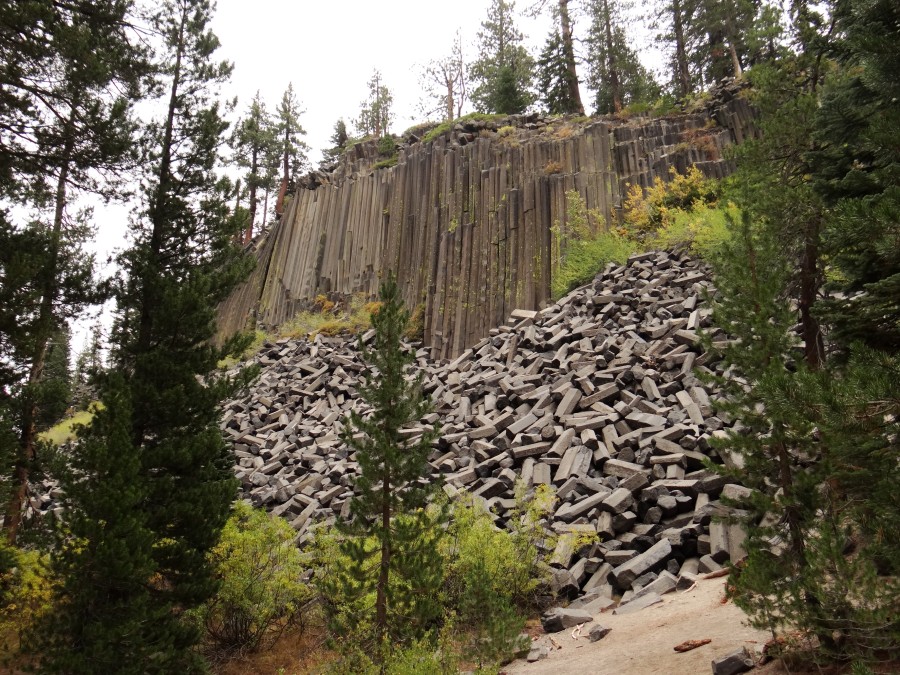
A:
[
  {"left": 708, "top": 212, "right": 900, "bottom": 664},
  {"left": 335, "top": 273, "right": 442, "bottom": 658}
]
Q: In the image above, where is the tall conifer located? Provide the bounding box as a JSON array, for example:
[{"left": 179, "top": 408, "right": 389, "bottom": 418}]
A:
[
  {"left": 37, "top": 0, "right": 253, "bottom": 669},
  {"left": 333, "top": 274, "right": 442, "bottom": 658}
]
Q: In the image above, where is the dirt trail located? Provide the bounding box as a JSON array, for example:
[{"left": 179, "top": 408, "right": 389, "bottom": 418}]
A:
[{"left": 506, "top": 577, "right": 771, "bottom": 675}]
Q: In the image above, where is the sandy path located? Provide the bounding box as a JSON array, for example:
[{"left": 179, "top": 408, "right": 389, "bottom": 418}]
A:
[{"left": 505, "top": 577, "right": 771, "bottom": 675}]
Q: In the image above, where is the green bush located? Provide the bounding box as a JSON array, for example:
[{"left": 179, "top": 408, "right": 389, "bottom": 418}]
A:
[
  {"left": 313, "top": 485, "right": 554, "bottom": 670},
  {"left": 197, "top": 501, "right": 312, "bottom": 653},
  {"left": 551, "top": 190, "right": 636, "bottom": 298},
  {"left": 648, "top": 200, "right": 736, "bottom": 259},
  {"left": 0, "top": 545, "right": 56, "bottom": 656}
]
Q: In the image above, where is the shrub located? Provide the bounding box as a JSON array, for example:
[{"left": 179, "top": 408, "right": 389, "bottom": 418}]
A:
[
  {"left": 280, "top": 293, "right": 374, "bottom": 339},
  {"left": 544, "top": 160, "right": 564, "bottom": 175},
  {"left": 197, "top": 501, "right": 312, "bottom": 653},
  {"left": 619, "top": 166, "right": 733, "bottom": 259},
  {"left": 551, "top": 190, "right": 636, "bottom": 298},
  {"left": 403, "top": 303, "right": 426, "bottom": 342},
  {"left": 622, "top": 165, "right": 719, "bottom": 242},
  {"left": 0, "top": 545, "right": 56, "bottom": 656},
  {"left": 649, "top": 200, "right": 736, "bottom": 259},
  {"left": 377, "top": 135, "right": 397, "bottom": 156},
  {"left": 314, "top": 485, "right": 554, "bottom": 671}
]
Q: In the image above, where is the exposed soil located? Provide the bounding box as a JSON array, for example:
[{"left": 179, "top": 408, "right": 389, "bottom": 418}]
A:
[{"left": 505, "top": 576, "right": 771, "bottom": 675}]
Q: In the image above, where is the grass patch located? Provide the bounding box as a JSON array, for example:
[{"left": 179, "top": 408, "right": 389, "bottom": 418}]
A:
[
  {"left": 372, "top": 156, "right": 398, "bottom": 170},
  {"left": 421, "top": 113, "right": 507, "bottom": 144},
  {"left": 39, "top": 403, "right": 103, "bottom": 446},
  {"left": 280, "top": 294, "right": 376, "bottom": 340},
  {"left": 218, "top": 329, "right": 267, "bottom": 370},
  {"left": 551, "top": 190, "right": 637, "bottom": 298}
]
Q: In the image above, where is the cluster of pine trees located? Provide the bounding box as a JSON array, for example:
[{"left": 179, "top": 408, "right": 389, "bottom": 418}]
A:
[
  {"left": 0, "top": 0, "right": 259, "bottom": 669},
  {"left": 707, "top": 0, "right": 899, "bottom": 662},
  {"left": 415, "top": 0, "right": 783, "bottom": 120}
]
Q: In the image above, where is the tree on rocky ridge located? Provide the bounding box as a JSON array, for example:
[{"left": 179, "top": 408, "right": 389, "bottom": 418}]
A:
[
  {"left": 418, "top": 30, "right": 468, "bottom": 122},
  {"left": 356, "top": 69, "right": 394, "bottom": 138},
  {"left": 231, "top": 91, "right": 279, "bottom": 244},
  {"left": 586, "top": 0, "right": 660, "bottom": 113},
  {"left": 470, "top": 0, "right": 535, "bottom": 114},
  {"left": 274, "top": 82, "right": 308, "bottom": 218}
]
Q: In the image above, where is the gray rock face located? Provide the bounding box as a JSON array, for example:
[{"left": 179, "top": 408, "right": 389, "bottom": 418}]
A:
[
  {"left": 711, "top": 646, "right": 755, "bottom": 675},
  {"left": 612, "top": 539, "right": 673, "bottom": 587},
  {"left": 21, "top": 251, "right": 758, "bottom": 618},
  {"left": 540, "top": 607, "right": 594, "bottom": 633}
]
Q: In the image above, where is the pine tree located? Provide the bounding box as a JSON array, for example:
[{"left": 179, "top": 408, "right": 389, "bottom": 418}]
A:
[
  {"left": 531, "top": 0, "right": 586, "bottom": 114},
  {"left": 470, "top": 0, "right": 535, "bottom": 114},
  {"left": 536, "top": 28, "right": 582, "bottom": 114},
  {"left": 36, "top": 0, "right": 254, "bottom": 669},
  {"left": 0, "top": 0, "right": 146, "bottom": 543},
  {"left": 586, "top": 0, "right": 661, "bottom": 114},
  {"left": 274, "top": 82, "right": 308, "bottom": 217},
  {"left": 321, "top": 118, "right": 349, "bottom": 166},
  {"left": 231, "top": 91, "right": 278, "bottom": 244},
  {"left": 710, "top": 213, "right": 900, "bottom": 661},
  {"left": 356, "top": 69, "right": 394, "bottom": 138},
  {"left": 335, "top": 273, "right": 442, "bottom": 658},
  {"left": 808, "top": 0, "right": 900, "bottom": 352},
  {"left": 35, "top": 324, "right": 72, "bottom": 431}
]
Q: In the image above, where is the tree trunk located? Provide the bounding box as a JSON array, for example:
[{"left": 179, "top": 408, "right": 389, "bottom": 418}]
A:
[
  {"left": 558, "top": 0, "right": 585, "bottom": 115},
  {"left": 728, "top": 40, "right": 743, "bottom": 79},
  {"left": 445, "top": 76, "right": 454, "bottom": 122},
  {"left": 375, "top": 473, "right": 391, "bottom": 662},
  {"left": 774, "top": 436, "right": 806, "bottom": 563},
  {"left": 4, "top": 102, "right": 77, "bottom": 544},
  {"left": 246, "top": 146, "right": 258, "bottom": 245},
  {"left": 672, "top": 0, "right": 691, "bottom": 97},
  {"left": 602, "top": 0, "right": 622, "bottom": 113},
  {"left": 134, "top": 2, "right": 186, "bottom": 446},
  {"left": 799, "top": 221, "right": 824, "bottom": 369}
]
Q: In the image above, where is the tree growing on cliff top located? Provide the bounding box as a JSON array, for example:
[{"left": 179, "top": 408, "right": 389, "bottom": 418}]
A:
[
  {"left": 418, "top": 30, "right": 468, "bottom": 122},
  {"left": 356, "top": 69, "right": 394, "bottom": 138},
  {"left": 231, "top": 91, "right": 279, "bottom": 244},
  {"left": 470, "top": 0, "right": 535, "bottom": 114}
]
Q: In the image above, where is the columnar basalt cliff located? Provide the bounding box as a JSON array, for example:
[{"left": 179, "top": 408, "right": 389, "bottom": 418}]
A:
[{"left": 217, "top": 88, "right": 754, "bottom": 359}]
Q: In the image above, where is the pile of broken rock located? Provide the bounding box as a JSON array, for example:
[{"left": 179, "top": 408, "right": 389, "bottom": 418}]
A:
[{"left": 222, "top": 250, "right": 751, "bottom": 623}]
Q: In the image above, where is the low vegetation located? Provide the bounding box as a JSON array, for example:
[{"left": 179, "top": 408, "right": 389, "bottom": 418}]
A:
[
  {"left": 550, "top": 189, "right": 635, "bottom": 298},
  {"left": 194, "top": 501, "right": 312, "bottom": 656}
]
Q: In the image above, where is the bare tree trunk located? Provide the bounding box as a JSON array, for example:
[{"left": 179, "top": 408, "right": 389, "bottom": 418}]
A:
[
  {"left": 4, "top": 103, "right": 77, "bottom": 543},
  {"left": 602, "top": 0, "right": 622, "bottom": 113},
  {"left": 799, "top": 221, "right": 824, "bottom": 369},
  {"left": 558, "top": 0, "right": 585, "bottom": 115},
  {"left": 375, "top": 473, "right": 391, "bottom": 663},
  {"left": 672, "top": 0, "right": 691, "bottom": 97},
  {"left": 246, "top": 147, "right": 258, "bottom": 245},
  {"left": 728, "top": 40, "right": 743, "bottom": 79}
]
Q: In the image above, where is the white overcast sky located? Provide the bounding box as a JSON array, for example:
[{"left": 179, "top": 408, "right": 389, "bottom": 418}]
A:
[
  {"left": 210, "top": 0, "right": 663, "bottom": 163},
  {"left": 212, "top": 0, "right": 554, "bottom": 163}
]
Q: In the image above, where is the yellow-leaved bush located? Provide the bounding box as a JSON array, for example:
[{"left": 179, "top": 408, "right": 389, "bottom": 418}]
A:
[{"left": 621, "top": 165, "right": 733, "bottom": 257}]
